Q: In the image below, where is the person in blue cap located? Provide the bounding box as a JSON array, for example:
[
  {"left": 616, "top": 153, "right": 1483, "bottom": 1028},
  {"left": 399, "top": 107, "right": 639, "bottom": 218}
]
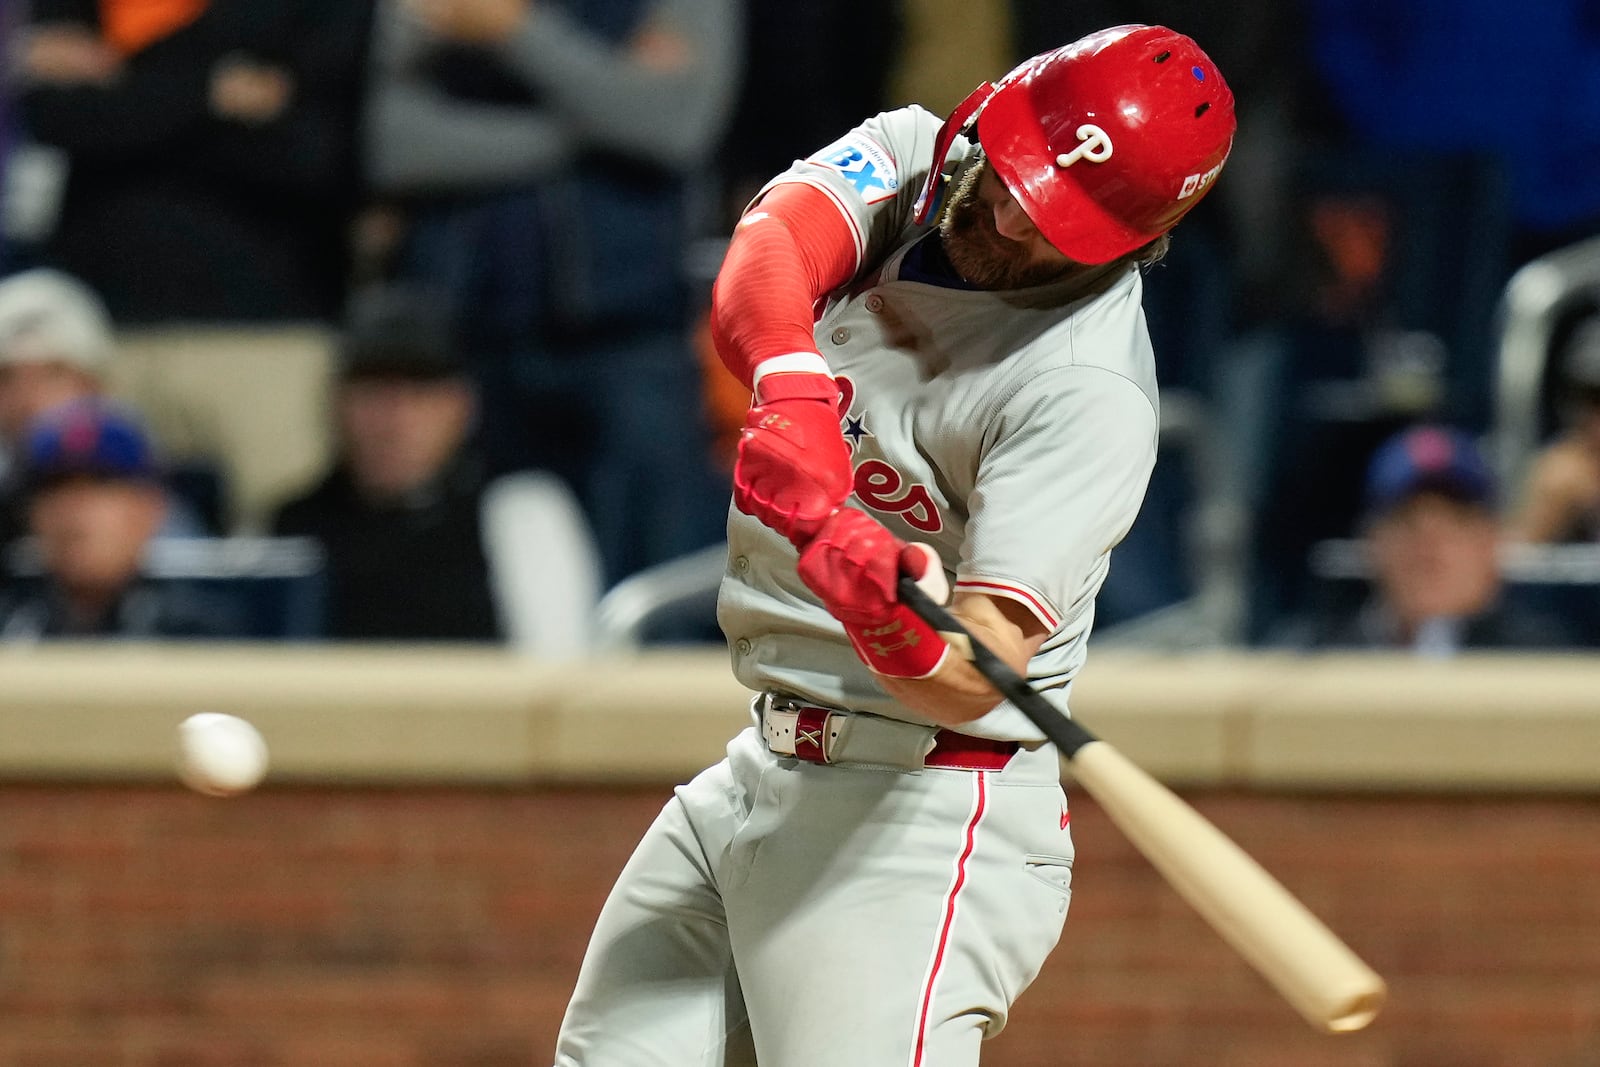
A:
[
  {"left": 0, "top": 397, "right": 241, "bottom": 640},
  {"left": 1296, "top": 424, "right": 1578, "bottom": 655}
]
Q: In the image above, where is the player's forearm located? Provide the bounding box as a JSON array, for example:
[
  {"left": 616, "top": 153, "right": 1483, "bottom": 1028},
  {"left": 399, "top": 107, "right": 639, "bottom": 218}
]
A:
[
  {"left": 708, "top": 183, "right": 857, "bottom": 400},
  {"left": 873, "top": 610, "right": 1035, "bottom": 727},
  {"left": 798, "top": 516, "right": 1051, "bottom": 726},
  {"left": 709, "top": 211, "right": 828, "bottom": 390}
]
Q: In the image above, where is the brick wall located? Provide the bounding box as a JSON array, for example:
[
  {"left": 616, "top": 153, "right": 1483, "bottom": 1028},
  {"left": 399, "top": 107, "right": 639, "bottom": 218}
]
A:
[{"left": 1, "top": 784, "right": 1596, "bottom": 1067}]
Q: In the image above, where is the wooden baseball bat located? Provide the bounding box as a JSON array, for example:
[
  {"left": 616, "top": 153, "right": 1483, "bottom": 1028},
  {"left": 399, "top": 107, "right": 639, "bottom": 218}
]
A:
[{"left": 897, "top": 578, "right": 1387, "bottom": 1034}]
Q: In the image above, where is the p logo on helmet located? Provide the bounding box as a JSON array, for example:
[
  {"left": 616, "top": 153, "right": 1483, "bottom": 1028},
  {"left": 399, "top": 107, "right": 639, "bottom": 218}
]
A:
[
  {"left": 1055, "top": 124, "right": 1114, "bottom": 168},
  {"left": 916, "top": 24, "right": 1236, "bottom": 265}
]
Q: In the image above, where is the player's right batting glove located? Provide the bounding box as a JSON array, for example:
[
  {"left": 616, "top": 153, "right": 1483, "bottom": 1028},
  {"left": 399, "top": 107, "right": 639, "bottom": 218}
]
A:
[
  {"left": 734, "top": 393, "right": 853, "bottom": 547},
  {"left": 797, "top": 508, "right": 952, "bottom": 679}
]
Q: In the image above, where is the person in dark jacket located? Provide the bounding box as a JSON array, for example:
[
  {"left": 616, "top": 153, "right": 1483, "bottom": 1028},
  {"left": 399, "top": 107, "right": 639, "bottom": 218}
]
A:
[
  {"left": 270, "top": 284, "right": 500, "bottom": 641},
  {"left": 1296, "top": 425, "right": 1579, "bottom": 654},
  {"left": 15, "top": 0, "right": 372, "bottom": 323},
  {"left": 363, "top": 0, "right": 740, "bottom": 584},
  {"left": 0, "top": 398, "right": 242, "bottom": 640}
]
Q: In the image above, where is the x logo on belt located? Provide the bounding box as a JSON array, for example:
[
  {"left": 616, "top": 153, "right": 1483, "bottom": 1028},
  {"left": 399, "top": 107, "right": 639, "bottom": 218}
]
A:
[{"left": 790, "top": 706, "right": 833, "bottom": 763}]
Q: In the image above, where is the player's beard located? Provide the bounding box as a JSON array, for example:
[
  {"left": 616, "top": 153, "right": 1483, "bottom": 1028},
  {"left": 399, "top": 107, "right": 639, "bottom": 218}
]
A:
[{"left": 938, "top": 159, "right": 1079, "bottom": 291}]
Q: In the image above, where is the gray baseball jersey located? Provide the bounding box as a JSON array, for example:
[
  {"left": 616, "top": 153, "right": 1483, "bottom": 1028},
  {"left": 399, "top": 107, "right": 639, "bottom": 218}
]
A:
[
  {"left": 717, "top": 104, "right": 1160, "bottom": 741},
  {"left": 555, "top": 104, "right": 1159, "bottom": 1067}
]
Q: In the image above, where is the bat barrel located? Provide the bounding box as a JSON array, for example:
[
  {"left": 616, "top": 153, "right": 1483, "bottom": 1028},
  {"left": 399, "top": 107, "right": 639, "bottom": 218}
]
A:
[{"left": 1069, "top": 741, "right": 1388, "bottom": 1033}]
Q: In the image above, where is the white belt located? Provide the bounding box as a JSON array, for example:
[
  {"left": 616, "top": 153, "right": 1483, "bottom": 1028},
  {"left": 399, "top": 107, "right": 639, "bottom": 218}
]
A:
[{"left": 758, "top": 695, "right": 942, "bottom": 770}]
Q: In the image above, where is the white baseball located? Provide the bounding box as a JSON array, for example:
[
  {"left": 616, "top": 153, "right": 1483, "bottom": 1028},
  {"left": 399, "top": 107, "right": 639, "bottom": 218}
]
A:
[{"left": 177, "top": 713, "right": 269, "bottom": 796}]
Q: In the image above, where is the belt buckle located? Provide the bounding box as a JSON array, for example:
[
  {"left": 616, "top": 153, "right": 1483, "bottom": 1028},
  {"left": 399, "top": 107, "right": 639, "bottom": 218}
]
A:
[
  {"left": 791, "top": 706, "right": 832, "bottom": 763},
  {"left": 764, "top": 694, "right": 836, "bottom": 764}
]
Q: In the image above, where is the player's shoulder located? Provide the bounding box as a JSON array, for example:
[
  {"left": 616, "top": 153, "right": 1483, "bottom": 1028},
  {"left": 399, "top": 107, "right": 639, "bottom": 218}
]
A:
[
  {"left": 768, "top": 105, "right": 955, "bottom": 262},
  {"left": 898, "top": 103, "right": 945, "bottom": 134},
  {"left": 1015, "top": 269, "right": 1159, "bottom": 400},
  {"left": 958, "top": 279, "right": 1156, "bottom": 440},
  {"left": 857, "top": 103, "right": 944, "bottom": 138}
]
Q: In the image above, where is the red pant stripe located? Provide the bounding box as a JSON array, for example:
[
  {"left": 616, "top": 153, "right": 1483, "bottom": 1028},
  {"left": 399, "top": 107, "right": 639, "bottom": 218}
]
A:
[{"left": 910, "top": 771, "right": 988, "bottom": 1066}]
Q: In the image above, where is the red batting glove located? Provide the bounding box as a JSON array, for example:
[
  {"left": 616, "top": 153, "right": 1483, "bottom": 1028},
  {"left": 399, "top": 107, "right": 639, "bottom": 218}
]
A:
[
  {"left": 796, "top": 509, "right": 951, "bottom": 679},
  {"left": 734, "top": 388, "right": 853, "bottom": 547}
]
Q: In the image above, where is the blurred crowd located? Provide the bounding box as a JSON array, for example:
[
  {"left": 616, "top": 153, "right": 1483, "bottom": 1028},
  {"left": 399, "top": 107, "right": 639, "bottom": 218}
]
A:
[{"left": 1, "top": 0, "right": 1598, "bottom": 653}]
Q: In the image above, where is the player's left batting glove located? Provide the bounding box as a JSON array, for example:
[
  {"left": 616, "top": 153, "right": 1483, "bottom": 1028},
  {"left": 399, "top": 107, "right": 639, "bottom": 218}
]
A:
[
  {"left": 796, "top": 508, "right": 952, "bottom": 679},
  {"left": 734, "top": 391, "right": 854, "bottom": 547}
]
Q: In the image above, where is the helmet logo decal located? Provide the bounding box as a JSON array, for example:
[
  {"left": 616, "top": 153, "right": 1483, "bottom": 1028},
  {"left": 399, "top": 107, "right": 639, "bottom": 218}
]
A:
[
  {"left": 1055, "top": 124, "right": 1114, "bottom": 168},
  {"left": 1177, "top": 158, "right": 1226, "bottom": 199}
]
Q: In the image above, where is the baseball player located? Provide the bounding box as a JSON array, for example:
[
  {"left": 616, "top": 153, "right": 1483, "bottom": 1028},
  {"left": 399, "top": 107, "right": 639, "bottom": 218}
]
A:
[{"left": 555, "top": 25, "right": 1235, "bottom": 1066}]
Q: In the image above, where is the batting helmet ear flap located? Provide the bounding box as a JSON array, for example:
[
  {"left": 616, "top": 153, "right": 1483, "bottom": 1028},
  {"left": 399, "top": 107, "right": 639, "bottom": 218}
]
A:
[{"left": 913, "top": 81, "right": 997, "bottom": 227}]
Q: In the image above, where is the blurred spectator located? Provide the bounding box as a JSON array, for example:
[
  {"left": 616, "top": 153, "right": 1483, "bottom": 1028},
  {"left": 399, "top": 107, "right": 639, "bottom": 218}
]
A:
[
  {"left": 363, "top": 0, "right": 739, "bottom": 584},
  {"left": 0, "top": 268, "right": 211, "bottom": 549},
  {"left": 1510, "top": 317, "right": 1600, "bottom": 544},
  {"left": 1291, "top": 425, "right": 1578, "bottom": 654},
  {"left": 269, "top": 284, "right": 500, "bottom": 641},
  {"left": 1237, "top": 142, "right": 1516, "bottom": 641},
  {"left": 0, "top": 398, "right": 242, "bottom": 639},
  {"left": 14, "top": 0, "right": 372, "bottom": 322},
  {"left": 0, "top": 268, "right": 112, "bottom": 484}
]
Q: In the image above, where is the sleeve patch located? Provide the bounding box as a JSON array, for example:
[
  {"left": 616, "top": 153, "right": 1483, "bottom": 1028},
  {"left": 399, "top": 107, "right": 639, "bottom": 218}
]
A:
[{"left": 806, "top": 134, "right": 901, "bottom": 205}]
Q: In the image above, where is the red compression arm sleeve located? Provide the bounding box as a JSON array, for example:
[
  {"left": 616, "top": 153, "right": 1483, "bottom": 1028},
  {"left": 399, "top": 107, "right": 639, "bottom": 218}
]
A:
[{"left": 709, "top": 183, "right": 860, "bottom": 403}]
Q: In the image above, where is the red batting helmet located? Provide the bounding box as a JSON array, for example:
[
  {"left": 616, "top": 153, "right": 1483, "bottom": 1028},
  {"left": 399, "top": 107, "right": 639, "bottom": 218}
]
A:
[{"left": 914, "top": 25, "right": 1236, "bottom": 265}]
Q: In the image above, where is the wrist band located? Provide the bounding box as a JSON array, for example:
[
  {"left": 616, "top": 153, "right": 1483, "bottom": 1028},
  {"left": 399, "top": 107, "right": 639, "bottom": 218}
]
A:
[{"left": 844, "top": 605, "right": 950, "bottom": 679}]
